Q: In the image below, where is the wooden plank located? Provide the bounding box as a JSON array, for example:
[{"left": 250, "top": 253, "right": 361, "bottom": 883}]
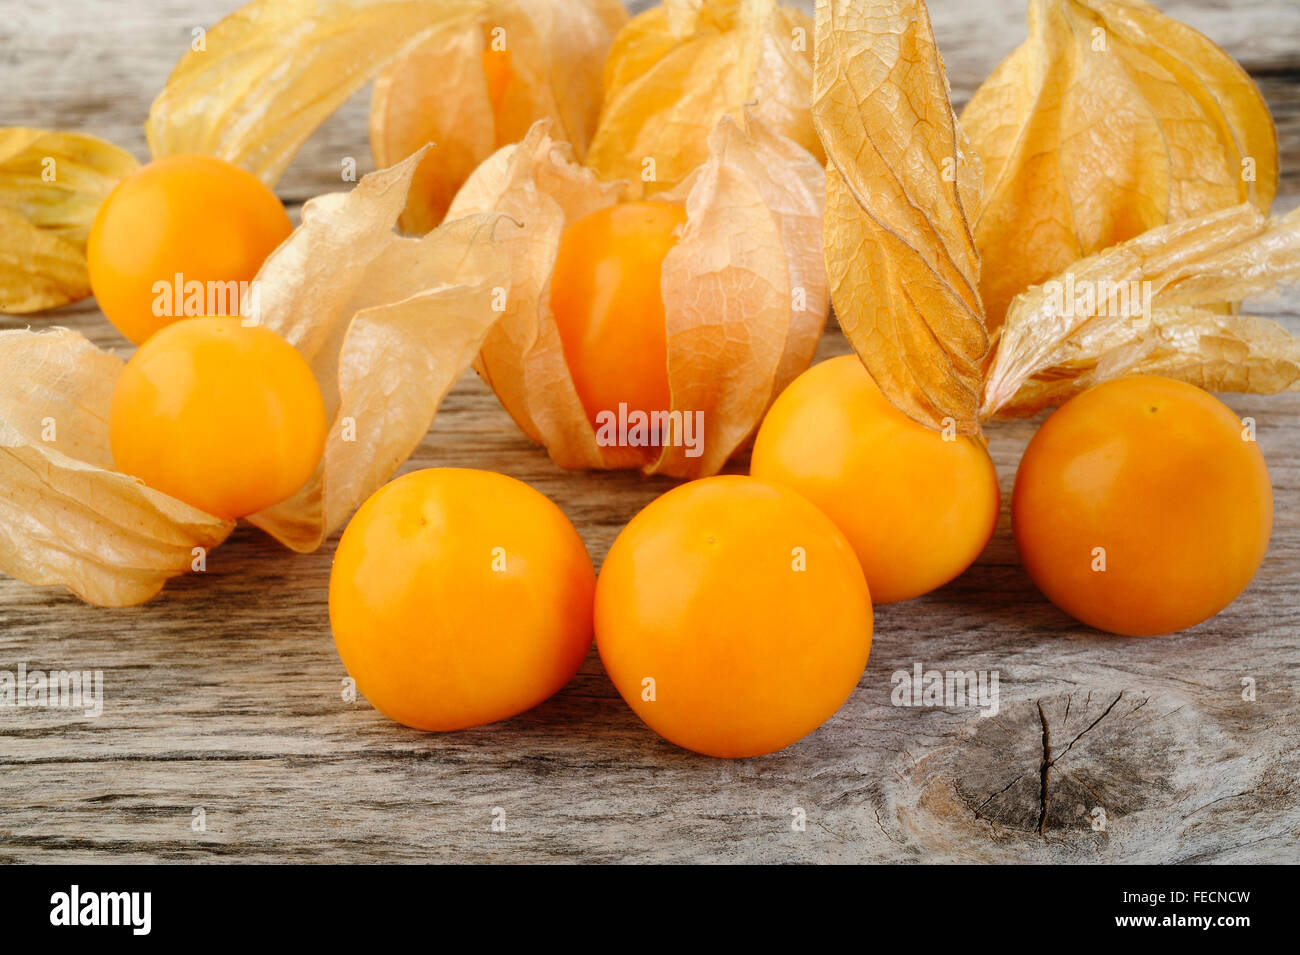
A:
[{"left": 1, "top": 0, "right": 1298, "bottom": 863}]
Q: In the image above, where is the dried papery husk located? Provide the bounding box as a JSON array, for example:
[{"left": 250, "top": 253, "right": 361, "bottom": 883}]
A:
[
  {"left": 146, "top": 0, "right": 485, "bottom": 186},
  {"left": 371, "top": 0, "right": 628, "bottom": 233},
  {"left": 244, "top": 148, "right": 511, "bottom": 552},
  {"left": 652, "top": 114, "right": 828, "bottom": 476},
  {"left": 981, "top": 204, "right": 1300, "bottom": 418},
  {"left": 962, "top": 0, "right": 1280, "bottom": 328},
  {"left": 814, "top": 0, "right": 987, "bottom": 435},
  {"left": 0, "top": 328, "right": 233, "bottom": 607},
  {"left": 447, "top": 121, "right": 627, "bottom": 469},
  {"left": 586, "top": 0, "right": 821, "bottom": 199},
  {"left": 448, "top": 115, "right": 826, "bottom": 478},
  {"left": 0, "top": 129, "right": 139, "bottom": 313}
]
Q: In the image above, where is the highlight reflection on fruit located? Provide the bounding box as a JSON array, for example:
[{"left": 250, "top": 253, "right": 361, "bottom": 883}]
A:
[{"left": 1013, "top": 375, "right": 1273, "bottom": 637}]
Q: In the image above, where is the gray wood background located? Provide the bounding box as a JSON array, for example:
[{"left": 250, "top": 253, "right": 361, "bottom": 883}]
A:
[{"left": 1, "top": 0, "right": 1297, "bottom": 863}]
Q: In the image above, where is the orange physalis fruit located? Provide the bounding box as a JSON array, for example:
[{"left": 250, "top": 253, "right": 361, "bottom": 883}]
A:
[
  {"left": 753, "top": 356, "right": 1000, "bottom": 603},
  {"left": 549, "top": 200, "right": 688, "bottom": 432},
  {"left": 109, "top": 317, "right": 326, "bottom": 520},
  {"left": 0, "top": 327, "right": 233, "bottom": 607},
  {"left": 87, "top": 155, "right": 291, "bottom": 345},
  {"left": 596, "top": 475, "right": 872, "bottom": 758},
  {"left": 448, "top": 116, "right": 827, "bottom": 478},
  {"left": 331, "top": 468, "right": 595, "bottom": 731},
  {"left": 1014, "top": 376, "right": 1272, "bottom": 636},
  {"left": 481, "top": 42, "right": 514, "bottom": 122}
]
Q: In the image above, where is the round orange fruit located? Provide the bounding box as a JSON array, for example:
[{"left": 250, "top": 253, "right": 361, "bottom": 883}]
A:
[
  {"left": 751, "top": 355, "right": 1000, "bottom": 603},
  {"left": 330, "top": 468, "right": 596, "bottom": 731},
  {"left": 549, "top": 200, "right": 687, "bottom": 429},
  {"left": 88, "top": 155, "right": 291, "bottom": 344},
  {"left": 595, "top": 475, "right": 872, "bottom": 758},
  {"left": 1013, "top": 375, "right": 1272, "bottom": 636},
  {"left": 109, "top": 316, "right": 326, "bottom": 520}
]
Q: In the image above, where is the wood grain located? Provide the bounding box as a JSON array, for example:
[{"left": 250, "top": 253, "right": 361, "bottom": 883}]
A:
[{"left": 2, "top": 0, "right": 1298, "bottom": 864}]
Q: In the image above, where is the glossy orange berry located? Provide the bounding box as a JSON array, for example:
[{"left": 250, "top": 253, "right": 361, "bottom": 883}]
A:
[
  {"left": 330, "top": 468, "right": 596, "bottom": 731},
  {"left": 88, "top": 155, "right": 291, "bottom": 344},
  {"left": 109, "top": 317, "right": 326, "bottom": 520},
  {"left": 549, "top": 200, "right": 687, "bottom": 429},
  {"left": 595, "top": 475, "right": 872, "bottom": 758},
  {"left": 752, "top": 355, "right": 1000, "bottom": 603},
  {"left": 1013, "top": 375, "right": 1272, "bottom": 636}
]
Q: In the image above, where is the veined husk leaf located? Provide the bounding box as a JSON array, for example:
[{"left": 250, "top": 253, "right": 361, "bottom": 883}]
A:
[
  {"left": 0, "top": 129, "right": 138, "bottom": 313},
  {"left": 814, "top": 0, "right": 988, "bottom": 434},
  {"left": 371, "top": 0, "right": 628, "bottom": 233},
  {"left": 963, "top": 0, "right": 1280, "bottom": 328},
  {"left": 449, "top": 123, "right": 626, "bottom": 468},
  {"left": 654, "top": 114, "right": 828, "bottom": 476},
  {"left": 981, "top": 204, "right": 1300, "bottom": 418},
  {"left": 0, "top": 328, "right": 233, "bottom": 607},
  {"left": 146, "top": 0, "right": 485, "bottom": 186},
  {"left": 448, "top": 115, "right": 827, "bottom": 478},
  {"left": 245, "top": 148, "right": 510, "bottom": 552},
  {"left": 586, "top": 0, "right": 821, "bottom": 199}
]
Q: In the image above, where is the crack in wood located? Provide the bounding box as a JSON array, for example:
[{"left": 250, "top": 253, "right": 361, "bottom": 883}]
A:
[
  {"left": 1036, "top": 699, "right": 1051, "bottom": 837},
  {"left": 1049, "top": 692, "right": 1127, "bottom": 769},
  {"left": 975, "top": 773, "right": 1026, "bottom": 816},
  {"left": 948, "top": 690, "right": 1186, "bottom": 839}
]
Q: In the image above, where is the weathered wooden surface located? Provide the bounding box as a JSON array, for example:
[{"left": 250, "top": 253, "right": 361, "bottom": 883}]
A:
[{"left": 1, "top": 0, "right": 1298, "bottom": 863}]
